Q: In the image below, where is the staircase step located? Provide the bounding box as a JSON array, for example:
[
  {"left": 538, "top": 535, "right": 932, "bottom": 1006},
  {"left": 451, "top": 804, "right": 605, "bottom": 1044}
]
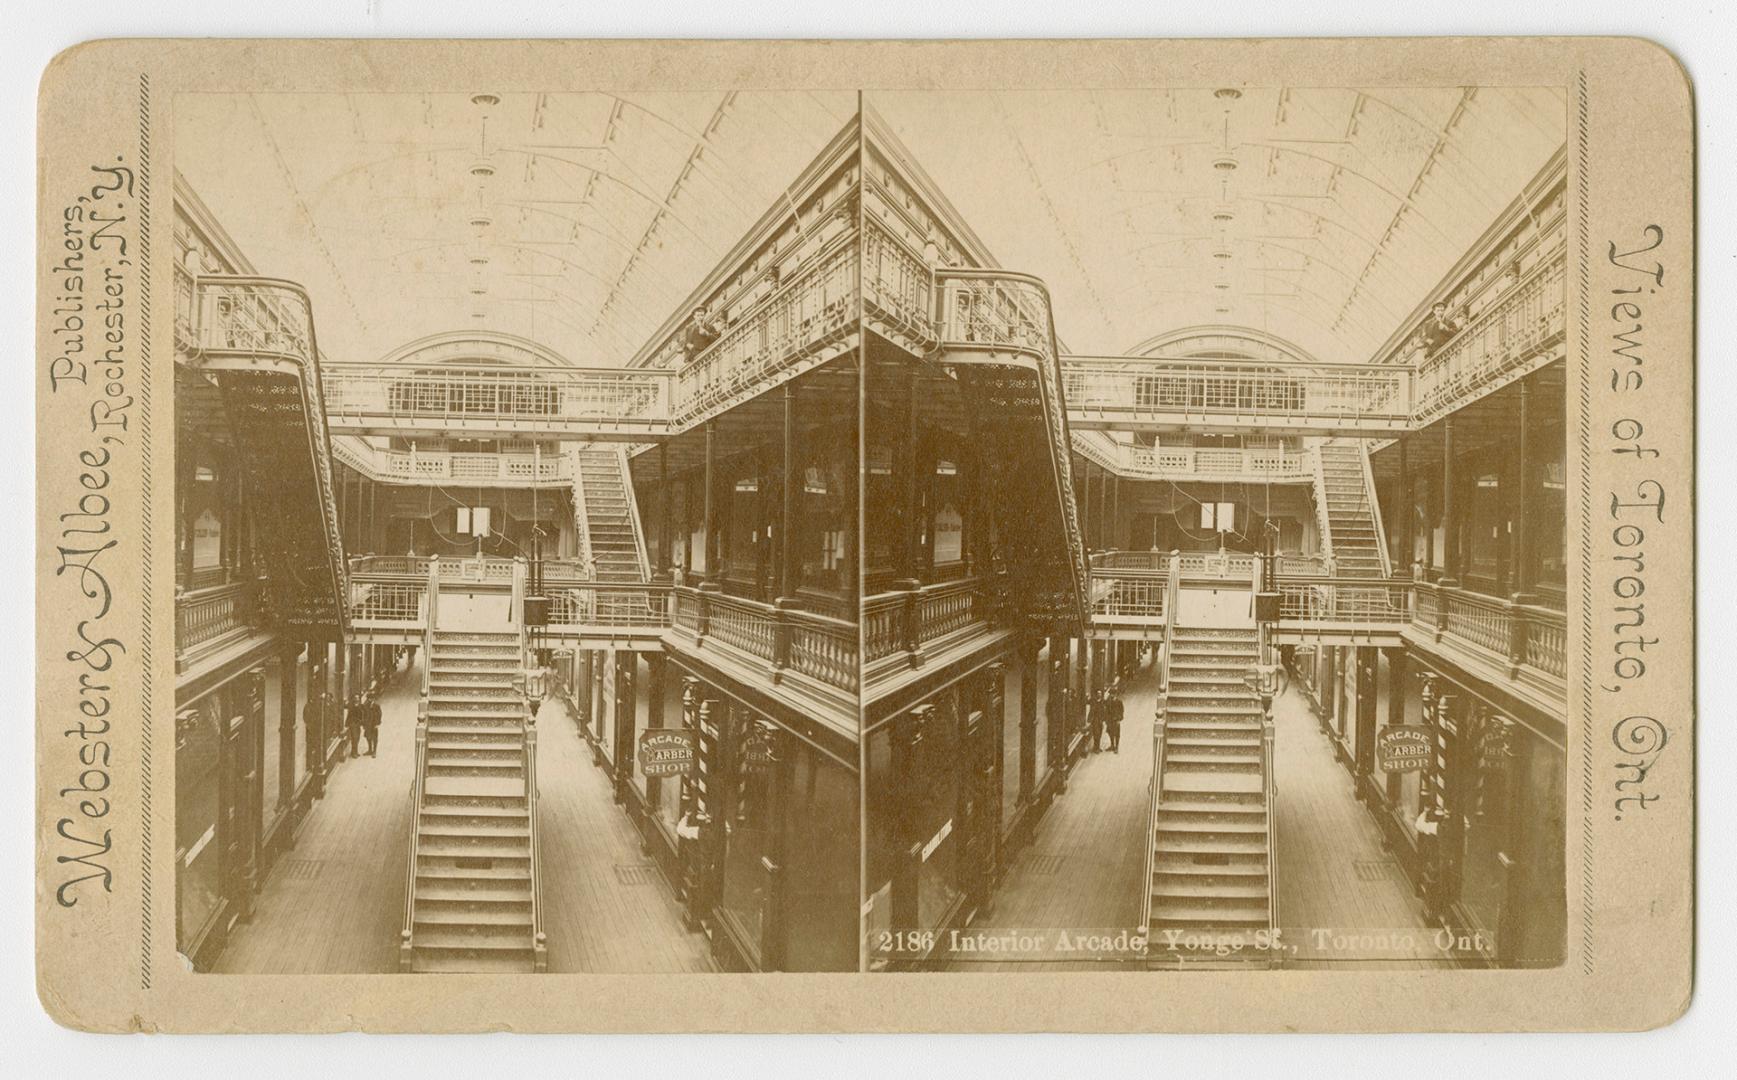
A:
[
  {"left": 413, "top": 950, "right": 536, "bottom": 974},
  {"left": 419, "top": 834, "right": 530, "bottom": 860},
  {"left": 1158, "top": 797, "right": 1267, "bottom": 817},
  {"left": 415, "top": 862, "right": 531, "bottom": 883},
  {"left": 1156, "top": 815, "right": 1266, "bottom": 836},
  {"left": 1155, "top": 832, "right": 1267, "bottom": 857},
  {"left": 412, "top": 925, "right": 535, "bottom": 951},
  {"left": 1166, "top": 724, "right": 1263, "bottom": 740},
  {"left": 1149, "top": 904, "right": 1269, "bottom": 926},
  {"left": 1151, "top": 879, "right": 1270, "bottom": 901},
  {"left": 1166, "top": 736, "right": 1262, "bottom": 753},
  {"left": 429, "top": 744, "right": 524, "bottom": 762},
  {"left": 428, "top": 764, "right": 526, "bottom": 781},
  {"left": 414, "top": 905, "right": 533, "bottom": 927}
]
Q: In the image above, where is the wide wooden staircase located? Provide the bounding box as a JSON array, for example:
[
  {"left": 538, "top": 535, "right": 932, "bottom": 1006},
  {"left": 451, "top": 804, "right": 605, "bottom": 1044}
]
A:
[
  {"left": 1315, "top": 440, "right": 1389, "bottom": 579},
  {"left": 1144, "top": 566, "right": 1279, "bottom": 966},
  {"left": 402, "top": 620, "right": 546, "bottom": 973}
]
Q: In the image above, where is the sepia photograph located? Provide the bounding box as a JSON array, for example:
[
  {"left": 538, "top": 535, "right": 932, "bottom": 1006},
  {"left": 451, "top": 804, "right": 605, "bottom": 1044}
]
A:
[
  {"left": 860, "top": 87, "right": 1568, "bottom": 970},
  {"left": 170, "top": 89, "right": 863, "bottom": 973}
]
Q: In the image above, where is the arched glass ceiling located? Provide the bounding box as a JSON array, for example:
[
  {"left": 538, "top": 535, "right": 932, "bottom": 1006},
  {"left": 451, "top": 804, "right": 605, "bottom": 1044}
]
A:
[
  {"left": 871, "top": 86, "right": 1566, "bottom": 361},
  {"left": 175, "top": 91, "right": 856, "bottom": 366},
  {"left": 177, "top": 86, "right": 1565, "bottom": 371}
]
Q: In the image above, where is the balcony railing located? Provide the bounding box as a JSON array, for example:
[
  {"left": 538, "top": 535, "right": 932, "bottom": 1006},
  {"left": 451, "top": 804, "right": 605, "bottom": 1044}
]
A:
[
  {"left": 332, "top": 442, "right": 571, "bottom": 486},
  {"left": 351, "top": 579, "right": 429, "bottom": 626},
  {"left": 317, "top": 362, "right": 672, "bottom": 437},
  {"left": 1412, "top": 582, "right": 1566, "bottom": 698},
  {"left": 862, "top": 578, "right": 994, "bottom": 681},
  {"left": 1276, "top": 576, "right": 1414, "bottom": 626},
  {"left": 545, "top": 583, "right": 672, "bottom": 633},
  {"left": 1411, "top": 246, "right": 1567, "bottom": 426},
  {"left": 348, "top": 554, "right": 432, "bottom": 578},
  {"left": 175, "top": 580, "right": 265, "bottom": 660},
  {"left": 671, "top": 232, "right": 860, "bottom": 426},
  {"left": 670, "top": 586, "right": 858, "bottom": 697},
  {"left": 1122, "top": 443, "right": 1311, "bottom": 481},
  {"left": 1059, "top": 354, "right": 1413, "bottom": 434},
  {"left": 1089, "top": 570, "right": 1168, "bottom": 626},
  {"left": 862, "top": 216, "right": 940, "bottom": 349}
]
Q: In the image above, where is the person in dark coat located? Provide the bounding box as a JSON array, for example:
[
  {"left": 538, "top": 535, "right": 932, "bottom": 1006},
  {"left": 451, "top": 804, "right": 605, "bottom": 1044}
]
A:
[
  {"left": 362, "top": 695, "right": 382, "bottom": 757},
  {"left": 1087, "top": 689, "right": 1106, "bottom": 752},
  {"left": 345, "top": 696, "right": 364, "bottom": 757},
  {"left": 1106, "top": 686, "right": 1125, "bottom": 753}
]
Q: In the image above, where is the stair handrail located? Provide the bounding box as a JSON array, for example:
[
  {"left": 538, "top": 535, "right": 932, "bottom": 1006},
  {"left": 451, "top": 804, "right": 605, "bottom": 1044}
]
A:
[
  {"left": 1358, "top": 440, "right": 1394, "bottom": 579},
  {"left": 1310, "top": 443, "right": 1336, "bottom": 567},
  {"left": 1256, "top": 548, "right": 1281, "bottom": 965},
  {"left": 1143, "top": 550, "right": 1181, "bottom": 947},
  {"left": 1262, "top": 698, "right": 1280, "bottom": 966},
  {"left": 524, "top": 684, "right": 547, "bottom": 972},
  {"left": 568, "top": 446, "right": 597, "bottom": 575},
  {"left": 400, "top": 595, "right": 434, "bottom": 971},
  {"left": 615, "top": 444, "right": 654, "bottom": 582}
]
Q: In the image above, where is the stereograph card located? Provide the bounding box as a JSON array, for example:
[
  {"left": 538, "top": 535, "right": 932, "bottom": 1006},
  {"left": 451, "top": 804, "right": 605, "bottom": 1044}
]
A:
[{"left": 34, "top": 37, "right": 1694, "bottom": 1032}]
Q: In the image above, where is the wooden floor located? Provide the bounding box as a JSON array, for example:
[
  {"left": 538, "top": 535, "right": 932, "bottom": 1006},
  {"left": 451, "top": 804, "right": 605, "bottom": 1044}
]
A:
[
  {"left": 1271, "top": 684, "right": 1453, "bottom": 968},
  {"left": 941, "top": 653, "right": 1449, "bottom": 971},
  {"left": 214, "top": 660, "right": 420, "bottom": 974},
  {"left": 216, "top": 654, "right": 715, "bottom": 973},
  {"left": 943, "top": 657, "right": 1159, "bottom": 971},
  {"left": 535, "top": 692, "right": 717, "bottom": 973}
]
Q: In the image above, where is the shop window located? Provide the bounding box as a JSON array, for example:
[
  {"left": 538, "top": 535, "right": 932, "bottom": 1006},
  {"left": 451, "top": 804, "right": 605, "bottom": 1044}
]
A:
[
  {"left": 718, "top": 715, "right": 776, "bottom": 959},
  {"left": 1458, "top": 708, "right": 1521, "bottom": 950},
  {"left": 260, "top": 657, "right": 287, "bottom": 836},
  {"left": 913, "top": 698, "right": 963, "bottom": 932},
  {"left": 1535, "top": 433, "right": 1567, "bottom": 593},
  {"left": 175, "top": 698, "right": 224, "bottom": 950},
  {"left": 780, "top": 746, "right": 857, "bottom": 972}
]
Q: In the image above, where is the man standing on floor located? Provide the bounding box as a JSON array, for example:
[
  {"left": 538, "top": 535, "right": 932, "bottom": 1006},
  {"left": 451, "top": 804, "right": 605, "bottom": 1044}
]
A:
[
  {"left": 1106, "top": 685, "right": 1125, "bottom": 753},
  {"left": 362, "top": 694, "right": 382, "bottom": 757},
  {"left": 1087, "top": 688, "right": 1106, "bottom": 753},
  {"left": 344, "top": 695, "right": 363, "bottom": 758}
]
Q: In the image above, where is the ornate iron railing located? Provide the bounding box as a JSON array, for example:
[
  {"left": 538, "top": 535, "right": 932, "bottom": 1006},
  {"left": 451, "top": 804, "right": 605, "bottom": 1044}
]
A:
[
  {"left": 1122, "top": 443, "right": 1312, "bottom": 481},
  {"left": 190, "top": 276, "right": 351, "bottom": 634},
  {"left": 1411, "top": 246, "right": 1567, "bottom": 425},
  {"left": 934, "top": 269, "right": 1089, "bottom": 626},
  {"left": 332, "top": 443, "right": 571, "bottom": 486},
  {"left": 1060, "top": 354, "right": 1413, "bottom": 434},
  {"left": 671, "top": 232, "right": 860, "bottom": 426},
  {"left": 350, "top": 579, "right": 429, "bottom": 625},
  {"left": 318, "top": 362, "right": 672, "bottom": 436}
]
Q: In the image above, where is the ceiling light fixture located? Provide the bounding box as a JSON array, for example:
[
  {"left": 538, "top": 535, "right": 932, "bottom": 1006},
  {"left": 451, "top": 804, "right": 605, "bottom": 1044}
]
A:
[
  {"left": 470, "top": 160, "right": 496, "bottom": 178},
  {"left": 1215, "top": 88, "right": 1243, "bottom": 101},
  {"left": 471, "top": 93, "right": 500, "bottom": 108},
  {"left": 469, "top": 214, "right": 492, "bottom": 229},
  {"left": 1213, "top": 155, "right": 1238, "bottom": 172}
]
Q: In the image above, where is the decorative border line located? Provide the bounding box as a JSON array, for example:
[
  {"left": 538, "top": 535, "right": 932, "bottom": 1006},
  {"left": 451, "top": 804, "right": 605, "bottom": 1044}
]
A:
[
  {"left": 1574, "top": 70, "right": 1594, "bottom": 978},
  {"left": 137, "top": 71, "right": 155, "bottom": 992}
]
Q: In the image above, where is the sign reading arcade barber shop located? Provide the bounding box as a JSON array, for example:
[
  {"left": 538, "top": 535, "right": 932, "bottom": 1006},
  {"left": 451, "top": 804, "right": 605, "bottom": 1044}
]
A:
[
  {"left": 639, "top": 729, "right": 698, "bottom": 778},
  {"left": 1376, "top": 727, "right": 1431, "bottom": 774}
]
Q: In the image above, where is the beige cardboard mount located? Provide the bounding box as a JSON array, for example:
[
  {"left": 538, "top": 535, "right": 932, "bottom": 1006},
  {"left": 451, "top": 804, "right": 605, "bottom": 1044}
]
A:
[{"left": 36, "top": 37, "right": 1693, "bottom": 1032}]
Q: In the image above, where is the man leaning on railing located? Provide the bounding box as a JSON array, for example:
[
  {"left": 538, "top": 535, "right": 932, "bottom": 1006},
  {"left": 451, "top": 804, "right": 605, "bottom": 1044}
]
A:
[{"left": 681, "top": 305, "right": 720, "bottom": 364}]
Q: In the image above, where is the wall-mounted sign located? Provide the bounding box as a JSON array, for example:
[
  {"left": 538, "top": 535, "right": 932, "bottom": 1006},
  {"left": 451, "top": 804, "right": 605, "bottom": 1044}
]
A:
[
  {"left": 639, "top": 729, "right": 698, "bottom": 778},
  {"left": 1377, "top": 727, "right": 1431, "bottom": 773}
]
